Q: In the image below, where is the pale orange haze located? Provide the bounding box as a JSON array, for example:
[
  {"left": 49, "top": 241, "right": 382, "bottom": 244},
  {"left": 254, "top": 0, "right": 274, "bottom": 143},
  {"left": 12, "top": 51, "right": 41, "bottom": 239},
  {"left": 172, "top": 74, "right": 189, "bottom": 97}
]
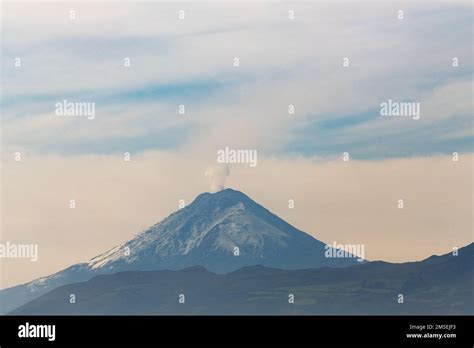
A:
[{"left": 0, "top": 152, "right": 472, "bottom": 289}]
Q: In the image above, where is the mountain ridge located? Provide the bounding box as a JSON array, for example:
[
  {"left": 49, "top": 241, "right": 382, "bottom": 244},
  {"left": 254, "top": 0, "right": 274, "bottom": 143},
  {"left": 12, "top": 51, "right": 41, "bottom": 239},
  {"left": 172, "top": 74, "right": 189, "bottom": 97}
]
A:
[{"left": 11, "top": 243, "right": 473, "bottom": 315}]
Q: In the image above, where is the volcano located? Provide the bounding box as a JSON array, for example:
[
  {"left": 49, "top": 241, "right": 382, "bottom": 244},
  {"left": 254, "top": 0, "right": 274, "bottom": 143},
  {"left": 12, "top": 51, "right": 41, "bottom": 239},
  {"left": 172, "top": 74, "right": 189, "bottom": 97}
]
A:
[{"left": 0, "top": 188, "right": 359, "bottom": 314}]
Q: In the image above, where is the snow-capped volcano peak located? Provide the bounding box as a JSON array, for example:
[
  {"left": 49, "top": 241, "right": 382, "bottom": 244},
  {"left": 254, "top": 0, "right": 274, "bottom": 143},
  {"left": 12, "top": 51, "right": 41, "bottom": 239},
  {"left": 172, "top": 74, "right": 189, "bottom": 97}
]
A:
[
  {"left": 88, "top": 188, "right": 285, "bottom": 272},
  {"left": 86, "top": 188, "right": 356, "bottom": 273}
]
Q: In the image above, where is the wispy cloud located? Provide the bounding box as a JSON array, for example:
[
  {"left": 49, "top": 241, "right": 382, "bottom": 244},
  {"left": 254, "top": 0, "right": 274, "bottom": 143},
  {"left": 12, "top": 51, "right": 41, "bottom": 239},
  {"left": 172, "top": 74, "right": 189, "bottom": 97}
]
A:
[{"left": 1, "top": 1, "right": 472, "bottom": 158}]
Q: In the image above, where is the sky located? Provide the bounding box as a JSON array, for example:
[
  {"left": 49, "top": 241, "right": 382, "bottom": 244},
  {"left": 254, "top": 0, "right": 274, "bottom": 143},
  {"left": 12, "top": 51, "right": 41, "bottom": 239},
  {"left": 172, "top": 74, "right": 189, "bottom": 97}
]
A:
[{"left": 0, "top": 0, "right": 472, "bottom": 289}]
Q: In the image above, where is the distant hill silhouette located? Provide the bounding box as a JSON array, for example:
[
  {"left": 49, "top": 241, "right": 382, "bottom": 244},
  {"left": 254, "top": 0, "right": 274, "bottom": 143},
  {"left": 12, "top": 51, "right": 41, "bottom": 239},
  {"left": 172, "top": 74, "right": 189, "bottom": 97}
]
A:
[{"left": 11, "top": 243, "right": 473, "bottom": 315}]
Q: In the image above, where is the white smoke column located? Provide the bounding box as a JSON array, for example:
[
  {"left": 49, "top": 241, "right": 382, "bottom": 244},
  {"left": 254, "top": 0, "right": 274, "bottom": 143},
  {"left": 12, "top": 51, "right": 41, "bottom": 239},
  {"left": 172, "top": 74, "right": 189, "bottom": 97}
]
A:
[{"left": 205, "top": 165, "right": 230, "bottom": 192}]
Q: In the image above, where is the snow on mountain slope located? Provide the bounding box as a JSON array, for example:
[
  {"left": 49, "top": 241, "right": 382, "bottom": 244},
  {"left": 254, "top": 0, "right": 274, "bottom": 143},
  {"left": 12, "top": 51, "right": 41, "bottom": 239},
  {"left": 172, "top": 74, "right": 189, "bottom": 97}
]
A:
[{"left": 85, "top": 189, "right": 358, "bottom": 273}]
